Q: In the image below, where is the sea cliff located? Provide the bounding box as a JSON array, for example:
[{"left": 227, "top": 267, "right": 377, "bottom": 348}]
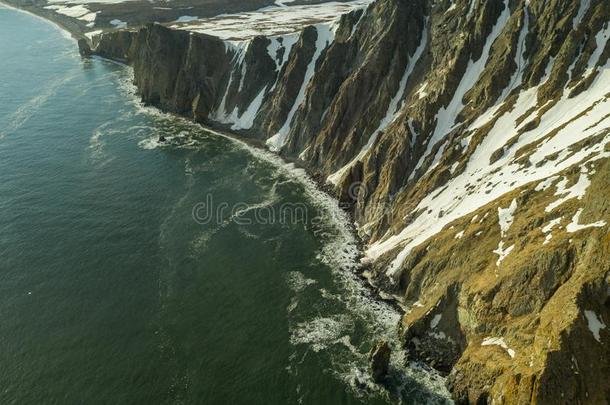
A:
[{"left": 81, "top": 0, "right": 610, "bottom": 402}]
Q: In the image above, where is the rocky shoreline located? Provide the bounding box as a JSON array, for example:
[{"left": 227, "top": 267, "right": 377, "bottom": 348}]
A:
[{"left": 6, "top": 0, "right": 610, "bottom": 403}]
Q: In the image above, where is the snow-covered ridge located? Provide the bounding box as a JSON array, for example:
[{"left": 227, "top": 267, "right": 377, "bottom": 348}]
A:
[
  {"left": 191, "top": 0, "right": 370, "bottom": 134},
  {"left": 210, "top": 1, "right": 365, "bottom": 135},
  {"left": 45, "top": 4, "right": 98, "bottom": 27},
  {"left": 170, "top": 0, "right": 372, "bottom": 41},
  {"left": 481, "top": 337, "right": 516, "bottom": 358},
  {"left": 36, "top": 0, "right": 370, "bottom": 44}
]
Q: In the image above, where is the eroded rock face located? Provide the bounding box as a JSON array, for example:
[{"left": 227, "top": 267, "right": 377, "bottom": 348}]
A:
[
  {"left": 90, "top": 0, "right": 610, "bottom": 402},
  {"left": 369, "top": 340, "right": 392, "bottom": 383}
]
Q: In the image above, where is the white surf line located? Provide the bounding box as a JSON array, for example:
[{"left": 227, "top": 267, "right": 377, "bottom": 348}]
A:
[
  {"left": 202, "top": 125, "right": 439, "bottom": 401},
  {"left": 118, "top": 66, "right": 358, "bottom": 260},
  {"left": 115, "top": 61, "right": 448, "bottom": 401},
  {"left": 162, "top": 120, "right": 448, "bottom": 401}
]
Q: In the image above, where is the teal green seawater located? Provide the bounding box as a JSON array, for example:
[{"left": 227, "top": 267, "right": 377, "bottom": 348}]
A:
[{"left": 0, "top": 7, "right": 450, "bottom": 404}]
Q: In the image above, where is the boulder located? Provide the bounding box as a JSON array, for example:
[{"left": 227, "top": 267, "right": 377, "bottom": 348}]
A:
[{"left": 369, "top": 340, "right": 391, "bottom": 383}]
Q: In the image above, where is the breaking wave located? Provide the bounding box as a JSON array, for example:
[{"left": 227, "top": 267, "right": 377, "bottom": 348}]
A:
[{"left": 109, "top": 61, "right": 451, "bottom": 403}]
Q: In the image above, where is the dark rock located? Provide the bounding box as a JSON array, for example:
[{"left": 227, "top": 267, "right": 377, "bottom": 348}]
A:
[
  {"left": 488, "top": 147, "right": 505, "bottom": 165},
  {"left": 77, "top": 38, "right": 91, "bottom": 57},
  {"left": 368, "top": 340, "right": 391, "bottom": 383}
]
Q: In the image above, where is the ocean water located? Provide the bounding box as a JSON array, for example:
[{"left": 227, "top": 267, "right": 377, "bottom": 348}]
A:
[{"left": 0, "top": 7, "right": 451, "bottom": 404}]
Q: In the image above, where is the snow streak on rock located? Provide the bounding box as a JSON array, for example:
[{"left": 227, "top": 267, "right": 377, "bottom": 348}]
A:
[
  {"left": 368, "top": 43, "right": 610, "bottom": 276},
  {"left": 327, "top": 21, "right": 428, "bottom": 185},
  {"left": 267, "top": 24, "right": 335, "bottom": 152},
  {"left": 410, "top": 0, "right": 511, "bottom": 179}
]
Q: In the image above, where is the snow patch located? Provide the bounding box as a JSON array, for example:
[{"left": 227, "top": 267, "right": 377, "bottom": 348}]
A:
[
  {"left": 275, "top": 0, "right": 296, "bottom": 6},
  {"left": 173, "top": 0, "right": 372, "bottom": 41},
  {"left": 410, "top": 0, "right": 510, "bottom": 178},
  {"left": 498, "top": 6, "right": 529, "bottom": 103},
  {"left": 541, "top": 217, "right": 562, "bottom": 245},
  {"left": 584, "top": 24, "right": 610, "bottom": 77},
  {"left": 46, "top": 4, "right": 97, "bottom": 23},
  {"left": 566, "top": 209, "right": 606, "bottom": 233},
  {"left": 493, "top": 241, "right": 514, "bottom": 267},
  {"left": 85, "top": 29, "right": 102, "bottom": 39},
  {"left": 482, "top": 337, "right": 515, "bottom": 358},
  {"left": 230, "top": 85, "right": 268, "bottom": 130},
  {"left": 267, "top": 24, "right": 334, "bottom": 152},
  {"left": 584, "top": 310, "right": 606, "bottom": 342},
  {"left": 535, "top": 175, "right": 559, "bottom": 191},
  {"left": 430, "top": 314, "right": 442, "bottom": 329},
  {"left": 498, "top": 199, "right": 517, "bottom": 238},
  {"left": 175, "top": 16, "right": 198, "bottom": 23},
  {"left": 573, "top": 0, "right": 591, "bottom": 29},
  {"left": 266, "top": 33, "right": 299, "bottom": 73},
  {"left": 545, "top": 172, "right": 591, "bottom": 212},
  {"left": 415, "top": 82, "right": 428, "bottom": 99},
  {"left": 367, "top": 52, "right": 610, "bottom": 275},
  {"left": 109, "top": 18, "right": 126, "bottom": 28}
]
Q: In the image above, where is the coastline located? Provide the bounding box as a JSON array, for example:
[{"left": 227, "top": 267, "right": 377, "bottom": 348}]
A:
[
  {"left": 0, "top": 2, "right": 368, "bottom": 247},
  {"left": 105, "top": 38, "right": 433, "bottom": 394},
  {"left": 3, "top": 2, "right": 421, "bottom": 393},
  {"left": 0, "top": 10, "right": 456, "bottom": 402},
  {"left": 4, "top": 2, "right": 609, "bottom": 402},
  {"left": 113, "top": 59, "right": 405, "bottom": 313},
  {"left": 0, "top": 0, "right": 85, "bottom": 41},
  {"left": 5, "top": 0, "right": 410, "bottom": 338}
]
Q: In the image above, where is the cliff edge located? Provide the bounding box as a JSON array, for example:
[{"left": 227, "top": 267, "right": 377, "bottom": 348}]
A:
[{"left": 85, "top": 0, "right": 610, "bottom": 402}]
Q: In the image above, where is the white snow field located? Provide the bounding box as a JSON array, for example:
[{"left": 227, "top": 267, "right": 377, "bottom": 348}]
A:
[{"left": 171, "top": 0, "right": 372, "bottom": 40}]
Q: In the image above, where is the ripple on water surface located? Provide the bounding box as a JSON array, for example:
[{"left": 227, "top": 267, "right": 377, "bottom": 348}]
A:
[{"left": 0, "top": 7, "right": 452, "bottom": 404}]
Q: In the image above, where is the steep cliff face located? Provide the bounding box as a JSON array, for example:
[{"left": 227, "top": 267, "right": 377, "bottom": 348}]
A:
[{"left": 89, "top": 0, "right": 610, "bottom": 402}]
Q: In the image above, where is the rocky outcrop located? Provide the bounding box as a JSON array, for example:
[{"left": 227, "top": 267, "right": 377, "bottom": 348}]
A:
[
  {"left": 390, "top": 157, "right": 610, "bottom": 403},
  {"left": 86, "top": 0, "right": 610, "bottom": 402},
  {"left": 369, "top": 340, "right": 392, "bottom": 383}
]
